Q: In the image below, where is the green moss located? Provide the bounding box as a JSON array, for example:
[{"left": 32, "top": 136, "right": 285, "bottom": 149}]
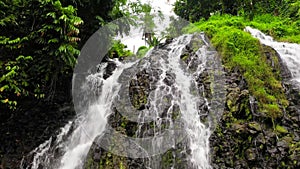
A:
[
  {"left": 191, "top": 39, "right": 204, "bottom": 52},
  {"left": 119, "top": 161, "right": 126, "bottom": 169},
  {"left": 162, "top": 150, "right": 174, "bottom": 167},
  {"left": 97, "top": 152, "right": 128, "bottom": 169},
  {"left": 248, "top": 122, "right": 262, "bottom": 131},
  {"left": 86, "top": 156, "right": 94, "bottom": 169},
  {"left": 185, "top": 14, "right": 290, "bottom": 120},
  {"left": 275, "top": 125, "right": 288, "bottom": 134},
  {"left": 132, "top": 90, "right": 147, "bottom": 109},
  {"left": 262, "top": 104, "right": 283, "bottom": 118},
  {"left": 250, "top": 14, "right": 300, "bottom": 43},
  {"left": 281, "top": 161, "right": 286, "bottom": 167},
  {"left": 181, "top": 54, "right": 189, "bottom": 61}
]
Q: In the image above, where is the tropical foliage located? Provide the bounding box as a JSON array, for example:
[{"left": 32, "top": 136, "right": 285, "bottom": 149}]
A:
[
  {"left": 0, "top": 0, "right": 83, "bottom": 109},
  {"left": 175, "top": 0, "right": 300, "bottom": 21},
  {"left": 0, "top": 0, "right": 146, "bottom": 110},
  {"left": 108, "top": 40, "right": 133, "bottom": 58}
]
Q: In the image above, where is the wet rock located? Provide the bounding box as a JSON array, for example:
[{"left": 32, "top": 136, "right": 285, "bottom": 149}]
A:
[
  {"left": 248, "top": 122, "right": 262, "bottom": 132},
  {"left": 232, "top": 123, "right": 247, "bottom": 133},
  {"left": 275, "top": 125, "right": 288, "bottom": 134},
  {"left": 163, "top": 71, "right": 176, "bottom": 86},
  {"left": 93, "top": 152, "right": 101, "bottom": 162},
  {"left": 255, "top": 133, "right": 266, "bottom": 145},
  {"left": 294, "top": 133, "right": 300, "bottom": 142},
  {"left": 158, "top": 37, "right": 174, "bottom": 48},
  {"left": 103, "top": 61, "right": 117, "bottom": 79},
  {"left": 267, "top": 147, "right": 277, "bottom": 154},
  {"left": 277, "top": 140, "right": 289, "bottom": 152},
  {"left": 129, "top": 69, "right": 151, "bottom": 110},
  {"left": 180, "top": 52, "right": 190, "bottom": 62},
  {"left": 262, "top": 45, "right": 292, "bottom": 80}
]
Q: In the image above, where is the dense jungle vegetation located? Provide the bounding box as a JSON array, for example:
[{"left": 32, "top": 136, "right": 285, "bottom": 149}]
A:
[{"left": 0, "top": 0, "right": 146, "bottom": 111}]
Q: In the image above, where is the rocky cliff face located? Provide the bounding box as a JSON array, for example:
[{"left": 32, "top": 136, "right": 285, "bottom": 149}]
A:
[
  {"left": 3, "top": 33, "right": 299, "bottom": 169},
  {"left": 83, "top": 36, "right": 300, "bottom": 168},
  {"left": 83, "top": 34, "right": 223, "bottom": 169},
  {"left": 210, "top": 45, "right": 300, "bottom": 168},
  {"left": 80, "top": 34, "right": 300, "bottom": 169}
]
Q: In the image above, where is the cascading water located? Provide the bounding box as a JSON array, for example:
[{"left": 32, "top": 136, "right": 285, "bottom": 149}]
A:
[
  {"left": 22, "top": 33, "right": 225, "bottom": 169},
  {"left": 130, "top": 34, "right": 212, "bottom": 168},
  {"left": 21, "top": 60, "right": 137, "bottom": 169},
  {"left": 165, "top": 35, "right": 211, "bottom": 168},
  {"left": 245, "top": 26, "right": 300, "bottom": 86}
]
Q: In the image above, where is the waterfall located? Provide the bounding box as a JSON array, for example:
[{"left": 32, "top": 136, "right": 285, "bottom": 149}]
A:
[
  {"left": 245, "top": 26, "right": 300, "bottom": 85},
  {"left": 22, "top": 33, "right": 225, "bottom": 169},
  {"left": 59, "top": 60, "right": 137, "bottom": 169},
  {"left": 129, "top": 34, "right": 212, "bottom": 168},
  {"left": 165, "top": 35, "right": 210, "bottom": 168}
]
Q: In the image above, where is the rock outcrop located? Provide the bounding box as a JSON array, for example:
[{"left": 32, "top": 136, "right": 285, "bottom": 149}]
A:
[
  {"left": 210, "top": 45, "right": 300, "bottom": 168},
  {"left": 83, "top": 34, "right": 300, "bottom": 169},
  {"left": 83, "top": 34, "right": 222, "bottom": 169}
]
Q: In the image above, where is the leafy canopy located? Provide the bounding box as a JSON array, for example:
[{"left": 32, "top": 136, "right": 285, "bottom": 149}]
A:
[{"left": 0, "top": 0, "right": 82, "bottom": 109}]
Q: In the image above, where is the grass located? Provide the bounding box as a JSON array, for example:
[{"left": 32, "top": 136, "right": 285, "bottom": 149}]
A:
[
  {"left": 185, "top": 14, "right": 294, "bottom": 119},
  {"left": 250, "top": 14, "right": 300, "bottom": 43},
  {"left": 187, "top": 14, "right": 300, "bottom": 43}
]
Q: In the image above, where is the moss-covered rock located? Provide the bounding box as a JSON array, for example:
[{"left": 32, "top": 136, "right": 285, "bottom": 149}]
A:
[
  {"left": 210, "top": 44, "right": 300, "bottom": 169},
  {"left": 82, "top": 31, "right": 300, "bottom": 169},
  {"left": 129, "top": 70, "right": 150, "bottom": 110}
]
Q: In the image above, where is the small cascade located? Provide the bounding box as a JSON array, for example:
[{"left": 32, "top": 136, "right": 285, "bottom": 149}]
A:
[
  {"left": 128, "top": 34, "right": 212, "bottom": 168},
  {"left": 20, "top": 121, "right": 72, "bottom": 169},
  {"left": 245, "top": 26, "right": 300, "bottom": 86},
  {"left": 165, "top": 35, "right": 211, "bottom": 168},
  {"left": 22, "top": 34, "right": 225, "bottom": 169}
]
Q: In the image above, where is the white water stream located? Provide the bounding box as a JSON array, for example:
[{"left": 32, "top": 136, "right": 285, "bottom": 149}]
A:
[
  {"left": 59, "top": 60, "right": 136, "bottom": 169},
  {"left": 245, "top": 26, "right": 300, "bottom": 84},
  {"left": 23, "top": 34, "right": 217, "bottom": 169}
]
